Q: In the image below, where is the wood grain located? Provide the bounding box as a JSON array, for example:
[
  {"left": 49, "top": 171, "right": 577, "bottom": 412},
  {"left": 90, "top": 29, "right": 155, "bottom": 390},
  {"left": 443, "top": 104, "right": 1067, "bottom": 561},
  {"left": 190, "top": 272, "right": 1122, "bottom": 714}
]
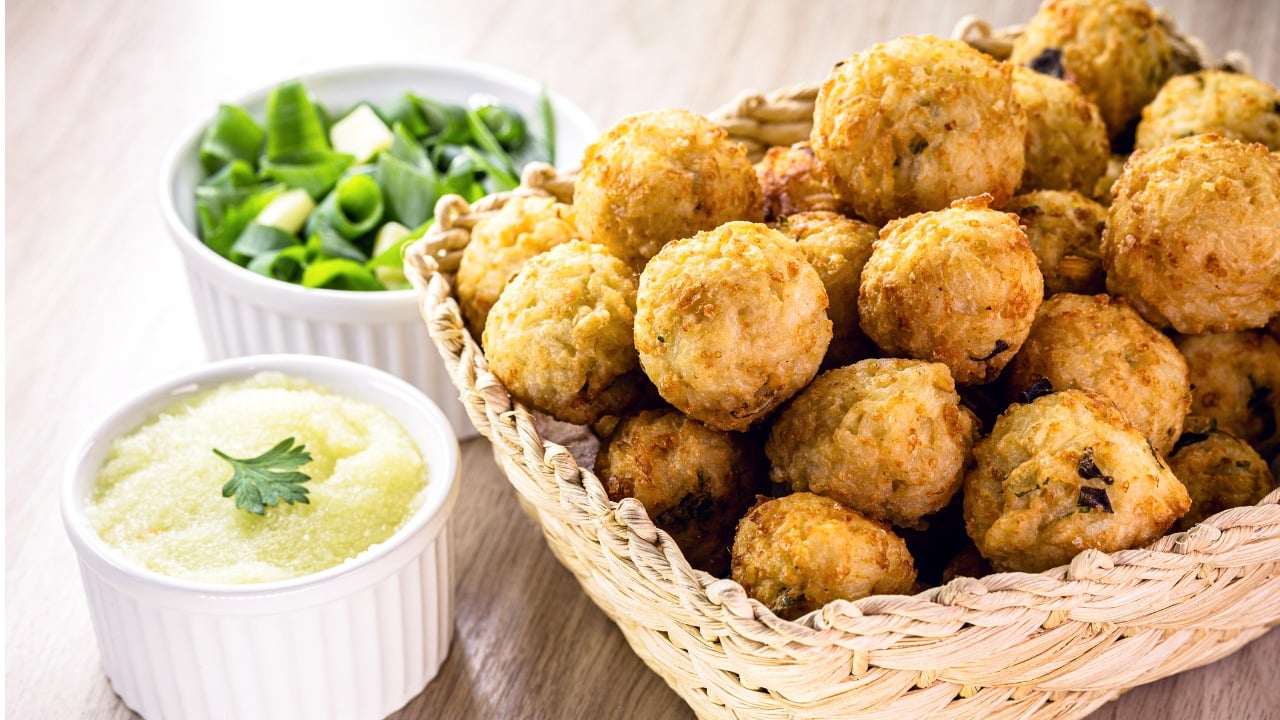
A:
[{"left": 6, "top": 1, "right": 1278, "bottom": 718}]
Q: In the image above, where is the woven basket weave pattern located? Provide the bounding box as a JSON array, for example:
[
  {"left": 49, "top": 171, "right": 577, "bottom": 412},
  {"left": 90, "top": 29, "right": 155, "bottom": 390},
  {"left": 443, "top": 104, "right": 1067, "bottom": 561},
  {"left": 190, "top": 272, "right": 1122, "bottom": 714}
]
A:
[{"left": 405, "top": 19, "right": 1280, "bottom": 720}]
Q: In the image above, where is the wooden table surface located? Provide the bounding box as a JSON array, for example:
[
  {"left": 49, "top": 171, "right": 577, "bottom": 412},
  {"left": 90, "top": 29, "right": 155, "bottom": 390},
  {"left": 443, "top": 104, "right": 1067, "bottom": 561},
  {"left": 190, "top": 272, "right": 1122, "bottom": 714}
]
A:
[{"left": 7, "top": 1, "right": 1279, "bottom": 718}]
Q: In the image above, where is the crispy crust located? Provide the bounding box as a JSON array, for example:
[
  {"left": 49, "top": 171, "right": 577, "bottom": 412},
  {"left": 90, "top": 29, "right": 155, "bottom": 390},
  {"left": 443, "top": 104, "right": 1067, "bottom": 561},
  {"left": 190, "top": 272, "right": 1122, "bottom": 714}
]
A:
[
  {"left": 1012, "top": 66, "right": 1110, "bottom": 194},
  {"left": 766, "top": 359, "right": 978, "bottom": 527},
  {"left": 811, "top": 35, "right": 1026, "bottom": 224},
  {"left": 635, "top": 221, "right": 831, "bottom": 431},
  {"left": 732, "top": 492, "right": 916, "bottom": 620},
  {"left": 964, "top": 389, "right": 1189, "bottom": 573},
  {"left": 1002, "top": 190, "right": 1107, "bottom": 297},
  {"left": 1001, "top": 293, "right": 1191, "bottom": 454},
  {"left": 1102, "top": 134, "right": 1280, "bottom": 333},
  {"left": 1167, "top": 415, "right": 1278, "bottom": 532},
  {"left": 1010, "top": 0, "right": 1173, "bottom": 137},
  {"left": 772, "top": 211, "right": 880, "bottom": 369},
  {"left": 483, "top": 240, "right": 642, "bottom": 425},
  {"left": 574, "top": 109, "right": 763, "bottom": 269},
  {"left": 596, "top": 408, "right": 764, "bottom": 575},
  {"left": 859, "top": 195, "right": 1043, "bottom": 384},
  {"left": 1136, "top": 70, "right": 1280, "bottom": 151},
  {"left": 1176, "top": 330, "right": 1280, "bottom": 457}
]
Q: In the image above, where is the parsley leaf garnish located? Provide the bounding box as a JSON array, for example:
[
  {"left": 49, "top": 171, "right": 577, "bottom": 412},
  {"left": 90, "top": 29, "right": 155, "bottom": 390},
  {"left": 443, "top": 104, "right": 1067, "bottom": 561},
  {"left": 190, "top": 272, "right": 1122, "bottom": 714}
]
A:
[{"left": 214, "top": 437, "right": 313, "bottom": 515}]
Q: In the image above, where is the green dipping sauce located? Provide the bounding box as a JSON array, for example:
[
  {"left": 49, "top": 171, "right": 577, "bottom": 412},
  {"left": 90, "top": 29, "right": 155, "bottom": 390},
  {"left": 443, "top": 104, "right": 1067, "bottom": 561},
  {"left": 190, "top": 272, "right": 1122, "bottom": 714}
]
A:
[{"left": 87, "top": 372, "right": 427, "bottom": 584}]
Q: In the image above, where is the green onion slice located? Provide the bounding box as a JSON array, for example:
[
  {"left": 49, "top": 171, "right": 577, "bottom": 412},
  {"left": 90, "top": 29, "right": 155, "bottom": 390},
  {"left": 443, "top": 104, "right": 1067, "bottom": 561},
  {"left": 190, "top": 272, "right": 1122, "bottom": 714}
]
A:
[
  {"left": 247, "top": 245, "right": 308, "bottom": 283},
  {"left": 199, "top": 105, "right": 265, "bottom": 174},
  {"left": 302, "top": 258, "right": 383, "bottom": 291},
  {"left": 260, "top": 152, "right": 353, "bottom": 200},
  {"left": 264, "top": 80, "right": 332, "bottom": 163},
  {"left": 307, "top": 225, "right": 369, "bottom": 263},
  {"left": 306, "top": 173, "right": 384, "bottom": 240},
  {"left": 230, "top": 222, "right": 300, "bottom": 263}
]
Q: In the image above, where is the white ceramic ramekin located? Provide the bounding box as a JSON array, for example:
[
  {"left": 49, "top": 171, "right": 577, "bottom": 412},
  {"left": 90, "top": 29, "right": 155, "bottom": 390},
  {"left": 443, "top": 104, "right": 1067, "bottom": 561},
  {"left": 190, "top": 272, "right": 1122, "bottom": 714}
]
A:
[
  {"left": 62, "top": 355, "right": 460, "bottom": 720},
  {"left": 159, "top": 61, "right": 599, "bottom": 441}
]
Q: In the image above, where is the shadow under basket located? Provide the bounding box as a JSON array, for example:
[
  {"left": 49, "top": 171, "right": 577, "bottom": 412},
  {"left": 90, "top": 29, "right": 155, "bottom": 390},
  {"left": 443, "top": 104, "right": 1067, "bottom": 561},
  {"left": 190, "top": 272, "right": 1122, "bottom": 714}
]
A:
[{"left": 402, "top": 17, "right": 1280, "bottom": 720}]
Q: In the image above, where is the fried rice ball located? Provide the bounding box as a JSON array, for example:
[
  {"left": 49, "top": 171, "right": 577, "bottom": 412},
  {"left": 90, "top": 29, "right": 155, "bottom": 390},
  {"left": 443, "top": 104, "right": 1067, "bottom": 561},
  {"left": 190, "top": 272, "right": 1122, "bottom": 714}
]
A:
[
  {"left": 483, "top": 240, "right": 642, "bottom": 425},
  {"left": 811, "top": 35, "right": 1026, "bottom": 225},
  {"left": 731, "top": 492, "right": 916, "bottom": 619},
  {"left": 1176, "top": 331, "right": 1280, "bottom": 457},
  {"left": 1091, "top": 153, "right": 1127, "bottom": 205},
  {"left": 1102, "top": 134, "right": 1280, "bottom": 333},
  {"left": 767, "top": 359, "right": 978, "bottom": 527},
  {"left": 772, "top": 211, "right": 879, "bottom": 368},
  {"left": 455, "top": 196, "right": 579, "bottom": 339},
  {"left": 1003, "top": 190, "right": 1107, "bottom": 297},
  {"left": 1136, "top": 71, "right": 1280, "bottom": 152},
  {"left": 1011, "top": 66, "right": 1110, "bottom": 194},
  {"left": 573, "top": 109, "right": 763, "bottom": 269},
  {"left": 963, "top": 389, "right": 1190, "bottom": 573},
  {"left": 859, "top": 195, "right": 1043, "bottom": 385},
  {"left": 1002, "top": 293, "right": 1191, "bottom": 454},
  {"left": 756, "top": 142, "right": 849, "bottom": 221},
  {"left": 1167, "top": 415, "right": 1278, "bottom": 532},
  {"left": 635, "top": 221, "right": 831, "bottom": 432},
  {"left": 1010, "top": 0, "right": 1173, "bottom": 137},
  {"left": 596, "top": 408, "right": 764, "bottom": 576}
]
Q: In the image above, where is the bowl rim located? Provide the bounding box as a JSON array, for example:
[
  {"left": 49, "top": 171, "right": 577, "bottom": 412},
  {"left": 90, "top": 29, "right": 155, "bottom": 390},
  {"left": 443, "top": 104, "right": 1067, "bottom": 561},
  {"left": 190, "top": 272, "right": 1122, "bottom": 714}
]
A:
[
  {"left": 61, "top": 353, "right": 460, "bottom": 600},
  {"left": 159, "top": 58, "right": 598, "bottom": 308}
]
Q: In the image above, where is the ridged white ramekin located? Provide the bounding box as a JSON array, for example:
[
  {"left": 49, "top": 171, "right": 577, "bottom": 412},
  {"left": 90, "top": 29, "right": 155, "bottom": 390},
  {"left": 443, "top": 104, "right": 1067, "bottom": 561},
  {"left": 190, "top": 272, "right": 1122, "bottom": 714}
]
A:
[
  {"left": 159, "top": 61, "right": 600, "bottom": 441},
  {"left": 62, "top": 355, "right": 460, "bottom": 720}
]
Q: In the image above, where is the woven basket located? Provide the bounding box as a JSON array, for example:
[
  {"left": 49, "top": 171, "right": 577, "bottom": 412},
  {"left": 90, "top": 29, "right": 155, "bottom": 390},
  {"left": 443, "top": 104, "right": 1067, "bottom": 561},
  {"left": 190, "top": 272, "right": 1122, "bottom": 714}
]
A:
[{"left": 404, "top": 17, "right": 1280, "bottom": 720}]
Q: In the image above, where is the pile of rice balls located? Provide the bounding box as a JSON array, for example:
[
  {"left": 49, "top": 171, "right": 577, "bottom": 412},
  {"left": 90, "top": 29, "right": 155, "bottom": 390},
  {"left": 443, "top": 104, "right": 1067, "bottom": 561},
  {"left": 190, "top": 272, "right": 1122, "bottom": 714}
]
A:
[{"left": 453, "top": 0, "right": 1280, "bottom": 619}]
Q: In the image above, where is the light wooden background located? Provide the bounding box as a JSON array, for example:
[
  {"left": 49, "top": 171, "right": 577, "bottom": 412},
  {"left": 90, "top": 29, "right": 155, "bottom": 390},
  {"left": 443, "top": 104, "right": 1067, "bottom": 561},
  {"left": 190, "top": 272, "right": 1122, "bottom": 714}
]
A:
[{"left": 7, "top": 1, "right": 1279, "bottom": 718}]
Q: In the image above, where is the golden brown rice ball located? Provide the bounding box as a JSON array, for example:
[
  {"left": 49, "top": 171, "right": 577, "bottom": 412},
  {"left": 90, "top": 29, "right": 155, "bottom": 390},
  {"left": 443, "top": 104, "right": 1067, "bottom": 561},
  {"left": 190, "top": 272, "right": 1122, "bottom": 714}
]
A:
[
  {"left": 1002, "top": 190, "right": 1107, "bottom": 297},
  {"left": 573, "top": 109, "right": 763, "bottom": 269},
  {"left": 963, "top": 389, "right": 1190, "bottom": 573},
  {"left": 1091, "top": 153, "right": 1127, "bottom": 205},
  {"left": 456, "top": 196, "right": 578, "bottom": 339},
  {"left": 858, "top": 195, "right": 1043, "bottom": 385},
  {"left": 635, "top": 221, "right": 831, "bottom": 432},
  {"left": 766, "top": 359, "right": 978, "bottom": 527},
  {"left": 483, "top": 240, "right": 642, "bottom": 425},
  {"left": 1011, "top": 66, "right": 1110, "bottom": 194},
  {"left": 756, "top": 142, "right": 849, "bottom": 221},
  {"left": 1167, "top": 415, "right": 1278, "bottom": 532},
  {"left": 595, "top": 408, "right": 764, "bottom": 575},
  {"left": 1102, "top": 134, "right": 1280, "bottom": 333},
  {"left": 811, "top": 35, "right": 1026, "bottom": 225},
  {"left": 1176, "top": 331, "right": 1280, "bottom": 457},
  {"left": 772, "top": 211, "right": 879, "bottom": 368},
  {"left": 1010, "top": 0, "right": 1174, "bottom": 137},
  {"left": 1136, "top": 71, "right": 1280, "bottom": 152},
  {"left": 731, "top": 492, "right": 916, "bottom": 619},
  {"left": 1002, "top": 293, "right": 1191, "bottom": 454}
]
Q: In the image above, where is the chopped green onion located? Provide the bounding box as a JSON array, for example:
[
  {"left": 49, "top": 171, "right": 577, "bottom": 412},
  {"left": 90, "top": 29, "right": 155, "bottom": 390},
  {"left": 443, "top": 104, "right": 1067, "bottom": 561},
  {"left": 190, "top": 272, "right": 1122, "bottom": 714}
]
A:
[
  {"left": 377, "top": 152, "right": 442, "bottom": 228},
  {"left": 306, "top": 226, "right": 369, "bottom": 263},
  {"left": 199, "top": 105, "right": 265, "bottom": 174},
  {"left": 413, "top": 96, "right": 470, "bottom": 144},
  {"left": 247, "top": 245, "right": 308, "bottom": 283},
  {"left": 264, "top": 80, "right": 332, "bottom": 163},
  {"left": 260, "top": 152, "right": 353, "bottom": 200},
  {"left": 255, "top": 188, "right": 316, "bottom": 235},
  {"left": 374, "top": 94, "right": 429, "bottom": 138},
  {"left": 231, "top": 222, "right": 299, "bottom": 262},
  {"left": 302, "top": 258, "right": 383, "bottom": 291},
  {"left": 306, "top": 173, "right": 384, "bottom": 240},
  {"left": 475, "top": 104, "right": 527, "bottom": 149},
  {"left": 464, "top": 108, "right": 519, "bottom": 184},
  {"left": 369, "top": 221, "right": 413, "bottom": 288},
  {"left": 329, "top": 104, "right": 394, "bottom": 163},
  {"left": 199, "top": 185, "right": 285, "bottom": 258}
]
